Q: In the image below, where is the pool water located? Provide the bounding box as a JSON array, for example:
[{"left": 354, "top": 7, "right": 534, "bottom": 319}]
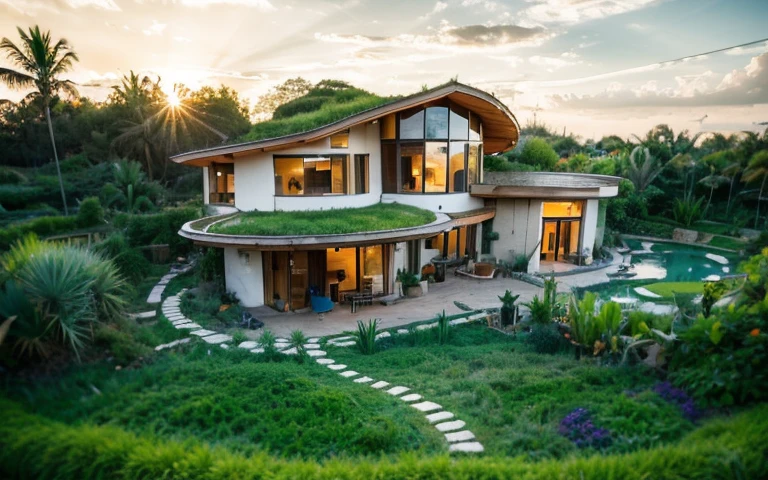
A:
[{"left": 623, "top": 239, "right": 738, "bottom": 282}]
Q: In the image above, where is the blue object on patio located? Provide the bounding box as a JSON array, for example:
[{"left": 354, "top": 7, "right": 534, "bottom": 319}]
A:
[{"left": 309, "top": 286, "right": 334, "bottom": 313}]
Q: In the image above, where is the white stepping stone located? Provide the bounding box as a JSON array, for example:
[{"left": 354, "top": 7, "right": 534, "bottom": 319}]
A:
[
  {"left": 274, "top": 342, "right": 291, "bottom": 349},
  {"left": 129, "top": 311, "right": 156, "bottom": 320},
  {"left": 340, "top": 370, "right": 359, "bottom": 378},
  {"left": 190, "top": 329, "right": 216, "bottom": 337},
  {"left": 449, "top": 318, "right": 469, "bottom": 326},
  {"left": 178, "top": 338, "right": 191, "bottom": 344},
  {"left": 386, "top": 386, "right": 410, "bottom": 396},
  {"left": 165, "top": 314, "right": 183, "bottom": 320},
  {"left": 396, "top": 329, "right": 409, "bottom": 334},
  {"left": 328, "top": 364, "right": 347, "bottom": 370},
  {"left": 303, "top": 343, "right": 321, "bottom": 349},
  {"left": 238, "top": 341, "right": 258, "bottom": 349},
  {"left": 426, "top": 411, "right": 454, "bottom": 423},
  {"left": 250, "top": 347, "right": 265, "bottom": 354},
  {"left": 400, "top": 394, "right": 422, "bottom": 402},
  {"left": 220, "top": 344, "right": 229, "bottom": 350},
  {"left": 333, "top": 341, "right": 356, "bottom": 347},
  {"left": 449, "top": 442, "right": 484, "bottom": 453},
  {"left": 416, "top": 323, "right": 437, "bottom": 330},
  {"left": 329, "top": 336, "right": 353, "bottom": 342},
  {"left": 467, "top": 313, "right": 487, "bottom": 322},
  {"left": 203, "top": 334, "right": 233, "bottom": 344},
  {"left": 445, "top": 430, "right": 475, "bottom": 443},
  {"left": 375, "top": 331, "right": 391, "bottom": 340},
  {"left": 354, "top": 376, "right": 374, "bottom": 383},
  {"left": 371, "top": 381, "right": 390, "bottom": 389},
  {"left": 411, "top": 401, "right": 442, "bottom": 412},
  {"left": 306, "top": 350, "right": 327, "bottom": 357},
  {"left": 315, "top": 358, "right": 335, "bottom": 364},
  {"left": 147, "top": 289, "right": 163, "bottom": 304},
  {"left": 306, "top": 337, "right": 320, "bottom": 343},
  {"left": 435, "top": 420, "right": 466, "bottom": 432},
  {"left": 171, "top": 319, "right": 189, "bottom": 325},
  {"left": 275, "top": 337, "right": 289, "bottom": 342},
  {"left": 175, "top": 323, "right": 202, "bottom": 329},
  {"left": 281, "top": 347, "right": 298, "bottom": 355}
]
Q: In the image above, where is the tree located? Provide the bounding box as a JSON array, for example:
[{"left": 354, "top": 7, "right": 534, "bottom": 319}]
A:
[
  {"left": 743, "top": 150, "right": 768, "bottom": 229},
  {"left": 519, "top": 137, "right": 559, "bottom": 170},
  {"left": 626, "top": 146, "right": 660, "bottom": 193},
  {"left": 0, "top": 26, "right": 79, "bottom": 215},
  {"left": 252, "top": 77, "right": 312, "bottom": 119}
]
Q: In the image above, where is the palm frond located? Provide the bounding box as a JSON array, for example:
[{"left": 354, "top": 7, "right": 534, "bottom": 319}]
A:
[{"left": 0, "top": 67, "right": 35, "bottom": 90}]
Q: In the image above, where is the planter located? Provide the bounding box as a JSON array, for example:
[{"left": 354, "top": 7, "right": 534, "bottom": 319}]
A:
[
  {"left": 420, "top": 280, "right": 429, "bottom": 294},
  {"left": 474, "top": 262, "right": 495, "bottom": 277},
  {"left": 406, "top": 285, "right": 423, "bottom": 298}
]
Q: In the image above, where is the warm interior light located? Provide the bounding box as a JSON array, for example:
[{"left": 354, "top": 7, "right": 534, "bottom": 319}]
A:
[
  {"left": 412, "top": 168, "right": 421, "bottom": 176},
  {"left": 217, "top": 171, "right": 222, "bottom": 176}
]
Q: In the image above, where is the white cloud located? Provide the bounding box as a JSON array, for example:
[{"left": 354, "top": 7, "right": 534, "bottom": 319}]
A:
[
  {"left": 529, "top": 55, "right": 580, "bottom": 71},
  {"left": 65, "top": 0, "right": 121, "bottom": 10},
  {"left": 725, "top": 41, "right": 768, "bottom": 57},
  {"left": 461, "top": 0, "right": 499, "bottom": 12},
  {"left": 143, "top": 21, "right": 167, "bottom": 36},
  {"left": 520, "top": 0, "right": 662, "bottom": 25},
  {"left": 420, "top": 1, "right": 448, "bottom": 20},
  {"left": 168, "top": 0, "right": 276, "bottom": 9},
  {"left": 627, "top": 22, "right": 650, "bottom": 31}
]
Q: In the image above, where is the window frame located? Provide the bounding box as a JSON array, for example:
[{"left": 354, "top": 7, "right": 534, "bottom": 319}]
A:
[
  {"left": 273, "top": 154, "right": 355, "bottom": 197},
  {"left": 330, "top": 129, "right": 350, "bottom": 148}
]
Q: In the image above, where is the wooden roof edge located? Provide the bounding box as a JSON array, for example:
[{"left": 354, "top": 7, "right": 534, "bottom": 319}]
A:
[{"left": 170, "top": 82, "right": 520, "bottom": 164}]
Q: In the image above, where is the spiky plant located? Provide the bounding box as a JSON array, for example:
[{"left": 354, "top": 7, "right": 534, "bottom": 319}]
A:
[
  {"left": 626, "top": 146, "right": 660, "bottom": 193},
  {"left": 258, "top": 329, "right": 276, "bottom": 351},
  {"left": 355, "top": 318, "right": 379, "bottom": 355},
  {"left": 289, "top": 329, "right": 307, "bottom": 353},
  {"left": 437, "top": 310, "right": 449, "bottom": 345}
]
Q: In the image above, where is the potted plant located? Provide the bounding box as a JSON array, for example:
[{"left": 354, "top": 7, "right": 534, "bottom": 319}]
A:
[
  {"left": 397, "top": 269, "right": 422, "bottom": 297},
  {"left": 498, "top": 290, "right": 520, "bottom": 326}
]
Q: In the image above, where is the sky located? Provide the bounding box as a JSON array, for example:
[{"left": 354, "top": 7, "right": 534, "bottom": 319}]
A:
[{"left": 1, "top": 0, "right": 767, "bottom": 140}]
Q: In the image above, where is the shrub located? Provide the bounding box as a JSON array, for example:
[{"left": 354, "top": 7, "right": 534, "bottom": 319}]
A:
[
  {"left": 436, "top": 310, "right": 449, "bottom": 345},
  {"left": 519, "top": 137, "right": 559, "bottom": 170},
  {"left": 672, "top": 196, "right": 705, "bottom": 227},
  {"left": 355, "top": 319, "right": 379, "bottom": 355},
  {"left": 0, "top": 184, "right": 44, "bottom": 210},
  {"left": 558, "top": 408, "right": 612, "bottom": 449},
  {"left": 231, "top": 330, "right": 248, "bottom": 345},
  {"left": 0, "top": 215, "right": 78, "bottom": 250},
  {"left": 513, "top": 254, "right": 529, "bottom": 272},
  {"left": 0, "top": 167, "right": 27, "bottom": 185},
  {"left": 76, "top": 196, "right": 104, "bottom": 228},
  {"left": 498, "top": 290, "right": 519, "bottom": 326},
  {"left": 114, "top": 206, "right": 199, "bottom": 256},
  {"left": 527, "top": 323, "right": 568, "bottom": 354},
  {"left": 198, "top": 247, "right": 225, "bottom": 283},
  {"left": 92, "top": 233, "right": 151, "bottom": 284},
  {"left": 93, "top": 319, "right": 152, "bottom": 365},
  {"left": 654, "top": 381, "right": 701, "bottom": 422}
]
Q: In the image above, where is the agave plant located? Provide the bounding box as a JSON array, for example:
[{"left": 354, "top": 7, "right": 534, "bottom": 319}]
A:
[
  {"left": 0, "top": 281, "right": 50, "bottom": 358},
  {"left": 355, "top": 318, "right": 379, "bottom": 355},
  {"left": 289, "top": 329, "right": 307, "bottom": 354},
  {"left": 258, "top": 329, "right": 276, "bottom": 351}
]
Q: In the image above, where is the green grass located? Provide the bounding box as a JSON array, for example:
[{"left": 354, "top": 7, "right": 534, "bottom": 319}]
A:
[
  {"left": 209, "top": 203, "right": 436, "bottom": 236},
  {"left": 708, "top": 235, "right": 747, "bottom": 251},
  {"left": 643, "top": 281, "right": 705, "bottom": 298},
  {"left": 328, "top": 325, "right": 694, "bottom": 458},
  {"left": 242, "top": 94, "right": 395, "bottom": 142},
  {"left": 3, "top": 344, "right": 442, "bottom": 460}
]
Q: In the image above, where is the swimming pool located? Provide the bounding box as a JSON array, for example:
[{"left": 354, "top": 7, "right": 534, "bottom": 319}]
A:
[{"left": 622, "top": 239, "right": 739, "bottom": 282}]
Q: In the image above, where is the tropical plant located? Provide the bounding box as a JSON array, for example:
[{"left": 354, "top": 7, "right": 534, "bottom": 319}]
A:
[
  {"left": 702, "top": 281, "right": 727, "bottom": 318},
  {"left": 355, "top": 318, "right": 379, "bottom": 355},
  {"left": 568, "top": 293, "right": 623, "bottom": 357},
  {"left": 743, "top": 150, "right": 768, "bottom": 228},
  {"left": 524, "top": 295, "right": 551, "bottom": 325},
  {"left": 436, "top": 310, "right": 449, "bottom": 345},
  {"left": 626, "top": 146, "right": 660, "bottom": 192},
  {"left": 76, "top": 196, "right": 104, "bottom": 228},
  {"left": 0, "top": 26, "right": 79, "bottom": 215},
  {"left": 395, "top": 269, "right": 420, "bottom": 289},
  {"left": 289, "top": 329, "right": 307, "bottom": 354},
  {"left": 257, "top": 329, "right": 277, "bottom": 357},
  {"left": 498, "top": 290, "right": 519, "bottom": 326},
  {"left": 101, "top": 159, "right": 159, "bottom": 212},
  {"left": 672, "top": 196, "right": 705, "bottom": 227},
  {"left": 698, "top": 166, "right": 727, "bottom": 216}
]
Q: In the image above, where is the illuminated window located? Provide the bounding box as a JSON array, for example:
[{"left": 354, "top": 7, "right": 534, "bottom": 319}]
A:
[
  {"left": 380, "top": 114, "right": 396, "bottom": 140},
  {"left": 543, "top": 201, "right": 583, "bottom": 218},
  {"left": 449, "top": 142, "right": 466, "bottom": 193},
  {"left": 400, "top": 143, "right": 423, "bottom": 192},
  {"left": 209, "top": 162, "right": 235, "bottom": 204},
  {"left": 274, "top": 156, "right": 348, "bottom": 196},
  {"left": 468, "top": 144, "right": 479, "bottom": 186},
  {"left": 424, "top": 142, "right": 447, "bottom": 193},
  {"left": 354, "top": 154, "right": 369, "bottom": 194},
  {"left": 330, "top": 129, "right": 349, "bottom": 148}
]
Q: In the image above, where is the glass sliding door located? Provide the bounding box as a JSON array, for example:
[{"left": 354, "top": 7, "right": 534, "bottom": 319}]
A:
[{"left": 541, "top": 219, "right": 581, "bottom": 262}]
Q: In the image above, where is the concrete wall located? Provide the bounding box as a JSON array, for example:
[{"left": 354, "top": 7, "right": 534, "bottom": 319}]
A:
[
  {"left": 492, "top": 199, "right": 543, "bottom": 273},
  {"left": 582, "top": 199, "right": 599, "bottom": 262},
  {"left": 224, "top": 247, "right": 265, "bottom": 307},
  {"left": 232, "top": 123, "right": 382, "bottom": 212},
  {"left": 381, "top": 192, "right": 484, "bottom": 214}
]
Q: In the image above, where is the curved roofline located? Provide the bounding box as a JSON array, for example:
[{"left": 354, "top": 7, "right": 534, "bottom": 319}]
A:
[{"left": 170, "top": 81, "right": 520, "bottom": 165}]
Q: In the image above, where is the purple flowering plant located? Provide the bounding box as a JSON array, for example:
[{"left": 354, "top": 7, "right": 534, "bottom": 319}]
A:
[
  {"left": 654, "top": 381, "right": 701, "bottom": 421},
  {"left": 558, "top": 407, "right": 612, "bottom": 449}
]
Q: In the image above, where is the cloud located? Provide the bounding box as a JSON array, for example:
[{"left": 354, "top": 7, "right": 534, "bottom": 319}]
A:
[
  {"left": 461, "top": 0, "right": 499, "bottom": 12},
  {"left": 420, "top": 1, "right": 448, "bottom": 20},
  {"left": 549, "top": 53, "right": 768, "bottom": 109},
  {"left": 529, "top": 55, "right": 580, "bottom": 71},
  {"left": 0, "top": 0, "right": 120, "bottom": 15},
  {"left": 143, "top": 21, "right": 167, "bottom": 36},
  {"left": 165, "top": 0, "right": 276, "bottom": 9},
  {"left": 520, "top": 0, "right": 662, "bottom": 25},
  {"left": 725, "top": 41, "right": 768, "bottom": 57}
]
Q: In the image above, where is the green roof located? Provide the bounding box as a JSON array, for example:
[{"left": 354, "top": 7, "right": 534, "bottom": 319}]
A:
[{"left": 208, "top": 203, "right": 437, "bottom": 236}]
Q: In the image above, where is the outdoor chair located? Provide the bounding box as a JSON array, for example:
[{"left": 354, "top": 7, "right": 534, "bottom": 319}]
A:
[{"left": 309, "top": 286, "right": 334, "bottom": 314}]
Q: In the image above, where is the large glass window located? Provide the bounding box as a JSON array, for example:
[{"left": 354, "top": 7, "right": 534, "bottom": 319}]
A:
[
  {"left": 399, "top": 108, "right": 424, "bottom": 139},
  {"left": 449, "top": 106, "right": 469, "bottom": 140},
  {"left": 354, "top": 154, "right": 369, "bottom": 194},
  {"left": 381, "top": 143, "right": 397, "bottom": 193},
  {"left": 468, "top": 144, "right": 479, "bottom": 186},
  {"left": 424, "top": 142, "right": 447, "bottom": 193},
  {"left": 449, "top": 142, "right": 466, "bottom": 193},
  {"left": 381, "top": 114, "right": 396, "bottom": 140},
  {"left": 425, "top": 106, "right": 448, "bottom": 139},
  {"left": 400, "top": 143, "right": 423, "bottom": 192},
  {"left": 543, "top": 201, "right": 583, "bottom": 218},
  {"left": 274, "top": 155, "right": 348, "bottom": 195}
]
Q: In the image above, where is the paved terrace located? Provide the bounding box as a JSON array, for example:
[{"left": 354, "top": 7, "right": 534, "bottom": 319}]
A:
[{"left": 248, "top": 250, "right": 623, "bottom": 338}]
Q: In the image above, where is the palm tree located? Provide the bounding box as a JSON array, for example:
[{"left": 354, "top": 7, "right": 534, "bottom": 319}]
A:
[
  {"left": 626, "top": 146, "right": 660, "bottom": 192},
  {"left": 743, "top": 151, "right": 768, "bottom": 229},
  {"left": 0, "top": 26, "right": 79, "bottom": 215},
  {"left": 698, "top": 166, "right": 727, "bottom": 217}
]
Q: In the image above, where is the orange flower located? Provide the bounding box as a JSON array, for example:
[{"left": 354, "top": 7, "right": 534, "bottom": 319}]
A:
[{"left": 750, "top": 328, "right": 760, "bottom": 337}]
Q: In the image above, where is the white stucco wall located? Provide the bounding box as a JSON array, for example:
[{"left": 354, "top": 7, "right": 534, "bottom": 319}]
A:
[
  {"left": 202, "top": 167, "right": 210, "bottom": 205},
  {"left": 223, "top": 247, "right": 265, "bottom": 307},
  {"left": 492, "top": 199, "right": 543, "bottom": 273},
  {"left": 381, "top": 193, "right": 484, "bottom": 214},
  {"left": 582, "top": 199, "right": 599, "bottom": 260}
]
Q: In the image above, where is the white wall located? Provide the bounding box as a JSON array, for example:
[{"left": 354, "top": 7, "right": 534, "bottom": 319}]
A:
[
  {"left": 492, "top": 199, "right": 543, "bottom": 273},
  {"left": 581, "top": 199, "right": 599, "bottom": 262},
  {"left": 202, "top": 167, "right": 210, "bottom": 205},
  {"left": 381, "top": 193, "right": 484, "bottom": 214},
  {"left": 223, "top": 247, "right": 265, "bottom": 307},
  {"left": 233, "top": 123, "right": 383, "bottom": 212}
]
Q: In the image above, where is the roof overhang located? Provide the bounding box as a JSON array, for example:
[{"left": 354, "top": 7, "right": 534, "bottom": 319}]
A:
[
  {"left": 472, "top": 172, "right": 621, "bottom": 200},
  {"left": 171, "top": 82, "right": 520, "bottom": 167}
]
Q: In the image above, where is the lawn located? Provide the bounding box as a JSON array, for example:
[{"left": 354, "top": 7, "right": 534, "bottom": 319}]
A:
[
  {"left": 209, "top": 203, "right": 436, "bottom": 236},
  {"left": 643, "top": 281, "right": 705, "bottom": 298},
  {"left": 708, "top": 235, "right": 747, "bottom": 251},
  {"left": 328, "top": 325, "right": 694, "bottom": 458}
]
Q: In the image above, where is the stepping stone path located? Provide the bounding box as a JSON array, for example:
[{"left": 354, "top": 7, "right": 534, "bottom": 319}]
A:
[
  {"left": 306, "top": 345, "right": 485, "bottom": 455},
  {"left": 129, "top": 311, "right": 156, "bottom": 320}
]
